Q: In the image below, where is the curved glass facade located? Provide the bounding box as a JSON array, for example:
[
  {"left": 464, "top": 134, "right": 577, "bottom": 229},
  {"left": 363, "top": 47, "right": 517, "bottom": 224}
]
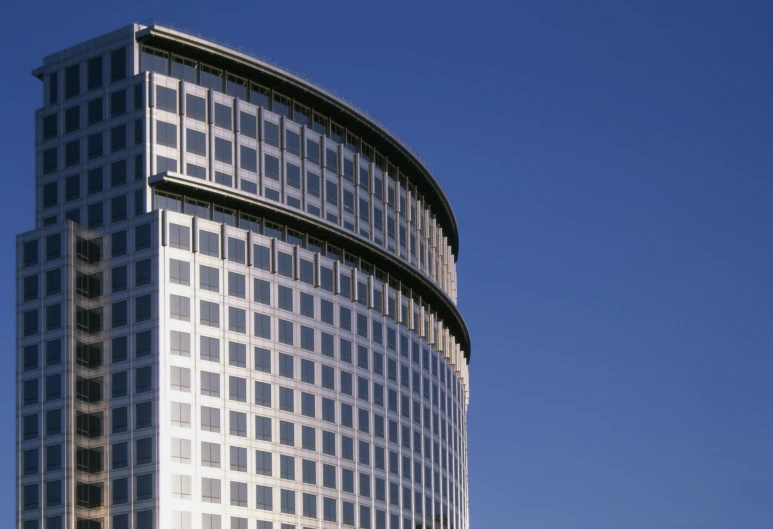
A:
[{"left": 19, "top": 23, "right": 470, "bottom": 529}]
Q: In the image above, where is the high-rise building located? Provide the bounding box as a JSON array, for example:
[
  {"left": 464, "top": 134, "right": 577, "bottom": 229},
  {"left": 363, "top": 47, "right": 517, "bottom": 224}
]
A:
[{"left": 17, "top": 23, "right": 471, "bottom": 529}]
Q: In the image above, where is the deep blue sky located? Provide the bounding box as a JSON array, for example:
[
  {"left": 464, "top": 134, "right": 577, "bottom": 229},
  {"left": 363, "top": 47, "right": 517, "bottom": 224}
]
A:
[{"left": 1, "top": 2, "right": 772, "bottom": 528}]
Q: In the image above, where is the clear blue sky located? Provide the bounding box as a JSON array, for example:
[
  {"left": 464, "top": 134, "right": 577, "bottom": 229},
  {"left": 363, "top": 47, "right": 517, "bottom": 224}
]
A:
[{"left": 1, "top": 2, "right": 771, "bottom": 528}]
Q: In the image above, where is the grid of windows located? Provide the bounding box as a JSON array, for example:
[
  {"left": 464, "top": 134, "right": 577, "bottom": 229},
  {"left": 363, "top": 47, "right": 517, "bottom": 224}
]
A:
[{"left": 20, "top": 30, "right": 471, "bottom": 529}]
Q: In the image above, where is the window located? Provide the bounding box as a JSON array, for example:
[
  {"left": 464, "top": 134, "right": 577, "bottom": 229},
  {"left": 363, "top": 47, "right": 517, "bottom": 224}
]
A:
[
  {"left": 42, "top": 184, "right": 58, "bottom": 214},
  {"left": 280, "top": 420, "right": 294, "bottom": 446},
  {"left": 43, "top": 112, "right": 57, "bottom": 141},
  {"left": 42, "top": 148, "right": 57, "bottom": 174},
  {"left": 215, "top": 103, "right": 232, "bottom": 129},
  {"left": 135, "top": 401, "right": 152, "bottom": 430},
  {"left": 286, "top": 129, "right": 300, "bottom": 155},
  {"left": 241, "top": 145, "right": 257, "bottom": 172},
  {"left": 110, "top": 90, "right": 126, "bottom": 117},
  {"left": 65, "top": 63, "right": 80, "bottom": 99},
  {"left": 46, "top": 480, "right": 63, "bottom": 508},
  {"left": 229, "top": 410, "right": 247, "bottom": 437},
  {"left": 111, "top": 442, "right": 127, "bottom": 470},
  {"left": 255, "top": 415, "right": 272, "bottom": 441},
  {"left": 88, "top": 97, "right": 103, "bottom": 126},
  {"left": 134, "top": 120, "right": 143, "bottom": 146},
  {"left": 216, "top": 170, "right": 232, "bottom": 187},
  {"left": 23, "top": 379, "right": 38, "bottom": 405},
  {"left": 286, "top": 163, "right": 301, "bottom": 190},
  {"left": 111, "top": 47, "right": 127, "bottom": 82},
  {"left": 186, "top": 94, "right": 206, "bottom": 121},
  {"left": 256, "top": 485, "right": 272, "bottom": 511},
  {"left": 215, "top": 137, "right": 232, "bottom": 164},
  {"left": 275, "top": 319, "right": 292, "bottom": 345},
  {"left": 342, "top": 501, "right": 356, "bottom": 526},
  {"left": 278, "top": 285, "right": 293, "bottom": 312},
  {"left": 299, "top": 360, "right": 315, "bottom": 386},
  {"left": 341, "top": 403, "right": 354, "bottom": 430},
  {"left": 360, "top": 472, "right": 371, "bottom": 498},
  {"left": 280, "top": 454, "right": 295, "bottom": 480},
  {"left": 254, "top": 244, "right": 271, "bottom": 270},
  {"left": 23, "top": 310, "right": 38, "bottom": 336},
  {"left": 200, "top": 230, "right": 219, "bottom": 257},
  {"left": 264, "top": 154, "right": 279, "bottom": 180},
  {"left": 255, "top": 381, "right": 271, "bottom": 407},
  {"left": 264, "top": 120, "right": 279, "bottom": 147},
  {"left": 23, "top": 345, "right": 38, "bottom": 372},
  {"left": 240, "top": 111, "right": 257, "bottom": 138},
  {"left": 324, "top": 497, "right": 337, "bottom": 522},
  {"left": 186, "top": 129, "right": 206, "bottom": 156},
  {"left": 59, "top": 110, "right": 78, "bottom": 139},
  {"left": 200, "top": 336, "right": 220, "bottom": 362},
  {"left": 136, "top": 437, "right": 153, "bottom": 465},
  {"left": 340, "top": 371, "right": 353, "bottom": 396},
  {"left": 307, "top": 171, "right": 320, "bottom": 198},
  {"left": 46, "top": 410, "right": 61, "bottom": 438},
  {"left": 171, "top": 474, "right": 192, "bottom": 500},
  {"left": 230, "top": 481, "right": 248, "bottom": 507},
  {"left": 279, "top": 386, "right": 294, "bottom": 412},
  {"left": 229, "top": 376, "right": 247, "bottom": 402},
  {"left": 65, "top": 139, "right": 80, "bottom": 167},
  {"left": 200, "top": 265, "right": 219, "bottom": 292},
  {"left": 49, "top": 71, "right": 58, "bottom": 105},
  {"left": 281, "top": 489, "right": 296, "bottom": 514},
  {"left": 299, "top": 326, "right": 314, "bottom": 352},
  {"left": 22, "top": 449, "right": 38, "bottom": 476},
  {"left": 299, "top": 293, "right": 315, "bottom": 319},
  {"left": 273, "top": 252, "right": 292, "bottom": 280},
  {"left": 228, "top": 445, "right": 247, "bottom": 473},
  {"left": 199, "top": 441, "right": 220, "bottom": 470},
  {"left": 171, "top": 367, "right": 191, "bottom": 392},
  {"left": 135, "top": 366, "right": 152, "bottom": 393},
  {"left": 65, "top": 174, "right": 80, "bottom": 202},
  {"left": 156, "top": 86, "right": 177, "bottom": 113},
  {"left": 303, "top": 493, "right": 317, "bottom": 518},
  {"left": 224, "top": 341, "right": 246, "bottom": 369},
  {"left": 110, "top": 194, "right": 127, "bottom": 222},
  {"left": 23, "top": 483, "right": 39, "bottom": 511},
  {"left": 342, "top": 468, "right": 354, "bottom": 493},
  {"left": 170, "top": 402, "right": 191, "bottom": 428},
  {"left": 156, "top": 121, "right": 177, "bottom": 148},
  {"left": 256, "top": 449, "right": 272, "bottom": 476},
  {"left": 254, "top": 313, "right": 271, "bottom": 339},
  {"left": 136, "top": 223, "right": 152, "bottom": 250},
  {"left": 87, "top": 202, "right": 103, "bottom": 228},
  {"left": 201, "top": 300, "right": 220, "bottom": 328},
  {"left": 133, "top": 259, "right": 151, "bottom": 287},
  {"left": 201, "top": 371, "right": 220, "bottom": 397},
  {"left": 228, "top": 237, "right": 246, "bottom": 264},
  {"left": 166, "top": 224, "right": 189, "bottom": 251},
  {"left": 358, "top": 378, "right": 370, "bottom": 404},
  {"left": 169, "top": 258, "right": 190, "bottom": 286},
  {"left": 306, "top": 138, "right": 320, "bottom": 163},
  {"left": 202, "top": 477, "right": 221, "bottom": 504},
  {"left": 255, "top": 347, "right": 271, "bottom": 373},
  {"left": 170, "top": 294, "right": 190, "bottom": 321}
]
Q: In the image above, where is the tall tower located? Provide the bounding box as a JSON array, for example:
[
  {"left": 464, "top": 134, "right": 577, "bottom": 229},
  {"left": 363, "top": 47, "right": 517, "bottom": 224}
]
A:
[{"left": 17, "top": 23, "right": 471, "bottom": 529}]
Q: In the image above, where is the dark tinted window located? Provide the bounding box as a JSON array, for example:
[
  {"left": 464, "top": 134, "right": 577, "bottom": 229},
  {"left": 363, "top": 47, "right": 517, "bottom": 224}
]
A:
[
  {"left": 87, "top": 56, "right": 103, "bottom": 91},
  {"left": 42, "top": 114, "right": 58, "bottom": 140},
  {"left": 65, "top": 64, "right": 80, "bottom": 99},
  {"left": 186, "top": 94, "right": 206, "bottom": 121},
  {"left": 110, "top": 48, "right": 127, "bottom": 82}
]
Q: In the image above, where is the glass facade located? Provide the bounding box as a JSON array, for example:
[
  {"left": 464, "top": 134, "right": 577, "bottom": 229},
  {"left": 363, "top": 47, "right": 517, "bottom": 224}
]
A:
[{"left": 19, "top": 23, "right": 470, "bottom": 529}]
